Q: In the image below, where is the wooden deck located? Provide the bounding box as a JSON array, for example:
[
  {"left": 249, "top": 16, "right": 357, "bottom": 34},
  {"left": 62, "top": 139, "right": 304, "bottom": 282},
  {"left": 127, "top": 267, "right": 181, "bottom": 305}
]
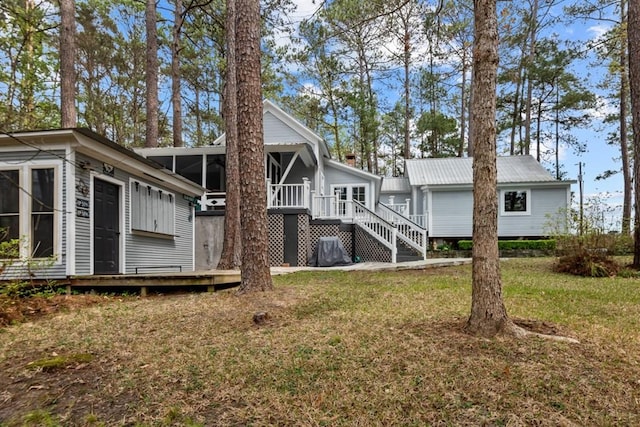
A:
[{"left": 67, "top": 270, "right": 241, "bottom": 296}]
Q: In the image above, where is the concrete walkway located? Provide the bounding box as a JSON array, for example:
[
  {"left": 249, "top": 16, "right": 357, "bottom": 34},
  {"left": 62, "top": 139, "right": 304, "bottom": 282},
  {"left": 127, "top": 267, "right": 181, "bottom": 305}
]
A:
[{"left": 270, "top": 258, "right": 472, "bottom": 275}]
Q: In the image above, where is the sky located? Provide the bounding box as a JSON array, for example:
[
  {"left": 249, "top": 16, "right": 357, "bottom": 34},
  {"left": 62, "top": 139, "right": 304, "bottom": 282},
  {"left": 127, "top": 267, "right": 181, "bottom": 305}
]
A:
[{"left": 275, "top": 0, "right": 626, "bottom": 232}]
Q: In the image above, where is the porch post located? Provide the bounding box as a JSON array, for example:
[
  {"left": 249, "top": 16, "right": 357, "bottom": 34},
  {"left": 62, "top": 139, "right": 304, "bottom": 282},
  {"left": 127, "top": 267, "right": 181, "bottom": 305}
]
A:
[
  {"left": 391, "top": 226, "right": 397, "bottom": 263},
  {"left": 302, "top": 177, "right": 310, "bottom": 210},
  {"left": 266, "top": 178, "right": 272, "bottom": 208},
  {"left": 389, "top": 195, "right": 395, "bottom": 206},
  {"left": 310, "top": 189, "right": 316, "bottom": 218},
  {"left": 405, "top": 198, "right": 411, "bottom": 214}
]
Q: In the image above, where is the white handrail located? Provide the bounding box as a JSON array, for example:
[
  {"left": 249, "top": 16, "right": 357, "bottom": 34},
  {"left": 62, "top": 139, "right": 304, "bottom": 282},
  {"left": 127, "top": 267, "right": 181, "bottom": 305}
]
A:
[
  {"left": 377, "top": 202, "right": 427, "bottom": 259},
  {"left": 353, "top": 201, "right": 397, "bottom": 263},
  {"left": 266, "top": 179, "right": 310, "bottom": 209}
]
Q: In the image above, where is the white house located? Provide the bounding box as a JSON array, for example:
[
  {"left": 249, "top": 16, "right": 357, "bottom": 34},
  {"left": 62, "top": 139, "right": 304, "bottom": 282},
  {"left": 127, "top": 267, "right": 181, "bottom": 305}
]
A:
[
  {"left": 0, "top": 129, "right": 204, "bottom": 281},
  {"left": 379, "top": 156, "right": 573, "bottom": 244}
]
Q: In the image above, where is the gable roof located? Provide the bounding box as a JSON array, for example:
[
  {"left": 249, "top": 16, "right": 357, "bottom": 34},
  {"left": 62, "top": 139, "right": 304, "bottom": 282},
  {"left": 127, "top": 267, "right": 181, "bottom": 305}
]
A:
[
  {"left": 211, "top": 99, "right": 332, "bottom": 161},
  {"left": 0, "top": 128, "right": 205, "bottom": 196},
  {"left": 405, "top": 155, "right": 572, "bottom": 187}
]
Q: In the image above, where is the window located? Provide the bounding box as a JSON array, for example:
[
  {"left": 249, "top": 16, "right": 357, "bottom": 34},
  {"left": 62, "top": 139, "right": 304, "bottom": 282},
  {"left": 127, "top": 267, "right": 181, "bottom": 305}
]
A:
[
  {"left": 175, "top": 155, "right": 203, "bottom": 186},
  {"left": 206, "top": 154, "right": 226, "bottom": 191},
  {"left": 31, "top": 169, "right": 55, "bottom": 257},
  {"left": 130, "top": 180, "right": 175, "bottom": 236},
  {"left": 0, "top": 170, "right": 20, "bottom": 243},
  {"left": 148, "top": 155, "right": 174, "bottom": 171},
  {"left": 502, "top": 190, "right": 530, "bottom": 215},
  {"left": 331, "top": 184, "right": 368, "bottom": 216},
  {"left": 0, "top": 165, "right": 58, "bottom": 259}
]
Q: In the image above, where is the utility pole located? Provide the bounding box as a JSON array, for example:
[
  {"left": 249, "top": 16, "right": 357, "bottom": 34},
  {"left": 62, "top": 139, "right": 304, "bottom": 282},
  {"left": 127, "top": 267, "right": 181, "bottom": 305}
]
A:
[{"left": 577, "top": 161, "right": 584, "bottom": 235}]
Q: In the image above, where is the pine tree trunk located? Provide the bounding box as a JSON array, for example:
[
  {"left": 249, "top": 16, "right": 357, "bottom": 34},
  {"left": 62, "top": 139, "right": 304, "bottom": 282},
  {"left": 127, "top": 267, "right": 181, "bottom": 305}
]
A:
[
  {"left": 172, "top": 0, "right": 184, "bottom": 148},
  {"left": 59, "top": 0, "right": 76, "bottom": 128},
  {"left": 464, "top": 0, "right": 513, "bottom": 337},
  {"left": 217, "top": 0, "right": 242, "bottom": 270},
  {"left": 628, "top": 0, "right": 640, "bottom": 267},
  {"left": 620, "top": 0, "right": 632, "bottom": 235},
  {"left": 145, "top": 0, "right": 159, "bottom": 148},
  {"left": 236, "top": 0, "right": 273, "bottom": 292}
]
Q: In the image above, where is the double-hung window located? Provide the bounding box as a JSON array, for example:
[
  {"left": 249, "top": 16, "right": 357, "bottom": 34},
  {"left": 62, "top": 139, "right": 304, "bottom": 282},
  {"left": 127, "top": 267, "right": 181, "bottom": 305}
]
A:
[{"left": 0, "top": 164, "right": 58, "bottom": 259}]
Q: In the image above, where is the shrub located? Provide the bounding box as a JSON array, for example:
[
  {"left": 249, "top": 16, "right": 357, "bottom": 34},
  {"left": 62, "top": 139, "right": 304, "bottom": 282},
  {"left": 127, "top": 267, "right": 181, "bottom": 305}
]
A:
[
  {"left": 456, "top": 239, "right": 556, "bottom": 251},
  {"left": 554, "top": 249, "right": 620, "bottom": 277},
  {"left": 553, "top": 231, "right": 624, "bottom": 278}
]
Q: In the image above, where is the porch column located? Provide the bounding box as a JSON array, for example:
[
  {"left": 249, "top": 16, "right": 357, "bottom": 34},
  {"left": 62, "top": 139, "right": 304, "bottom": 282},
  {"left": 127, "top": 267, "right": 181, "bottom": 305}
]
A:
[
  {"left": 266, "top": 178, "right": 272, "bottom": 208},
  {"left": 302, "top": 177, "right": 310, "bottom": 210}
]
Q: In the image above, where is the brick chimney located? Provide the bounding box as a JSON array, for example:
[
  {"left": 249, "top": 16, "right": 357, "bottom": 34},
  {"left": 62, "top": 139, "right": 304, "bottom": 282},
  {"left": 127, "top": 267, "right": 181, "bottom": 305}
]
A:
[{"left": 345, "top": 153, "right": 356, "bottom": 167}]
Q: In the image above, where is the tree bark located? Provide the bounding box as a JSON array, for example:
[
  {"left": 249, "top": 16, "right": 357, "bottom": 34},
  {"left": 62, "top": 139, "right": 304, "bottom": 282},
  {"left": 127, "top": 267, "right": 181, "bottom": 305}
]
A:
[
  {"left": 145, "top": 0, "right": 159, "bottom": 147},
  {"left": 217, "top": 0, "right": 242, "bottom": 270},
  {"left": 523, "top": 0, "right": 539, "bottom": 156},
  {"left": 628, "top": 0, "right": 640, "bottom": 267},
  {"left": 464, "top": 0, "right": 514, "bottom": 337},
  {"left": 172, "top": 0, "right": 184, "bottom": 147},
  {"left": 236, "top": 0, "right": 273, "bottom": 292},
  {"left": 59, "top": 0, "right": 76, "bottom": 128},
  {"left": 620, "top": 0, "right": 632, "bottom": 235}
]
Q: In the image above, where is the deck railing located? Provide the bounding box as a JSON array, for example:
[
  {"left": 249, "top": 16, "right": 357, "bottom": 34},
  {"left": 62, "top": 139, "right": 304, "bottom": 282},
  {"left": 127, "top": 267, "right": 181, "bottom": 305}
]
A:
[
  {"left": 385, "top": 196, "right": 410, "bottom": 216},
  {"left": 311, "top": 193, "right": 354, "bottom": 220},
  {"left": 377, "top": 202, "right": 427, "bottom": 259},
  {"left": 200, "top": 179, "right": 311, "bottom": 211},
  {"left": 266, "top": 178, "right": 310, "bottom": 209}
]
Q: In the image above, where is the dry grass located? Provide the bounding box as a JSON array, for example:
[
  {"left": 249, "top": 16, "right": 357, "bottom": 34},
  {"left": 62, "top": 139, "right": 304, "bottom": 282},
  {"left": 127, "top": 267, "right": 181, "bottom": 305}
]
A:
[{"left": 1, "top": 258, "right": 640, "bottom": 426}]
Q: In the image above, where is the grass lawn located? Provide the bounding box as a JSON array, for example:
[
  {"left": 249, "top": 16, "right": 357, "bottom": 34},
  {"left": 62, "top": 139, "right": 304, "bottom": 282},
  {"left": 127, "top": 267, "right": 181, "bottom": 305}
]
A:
[{"left": 1, "top": 257, "right": 639, "bottom": 426}]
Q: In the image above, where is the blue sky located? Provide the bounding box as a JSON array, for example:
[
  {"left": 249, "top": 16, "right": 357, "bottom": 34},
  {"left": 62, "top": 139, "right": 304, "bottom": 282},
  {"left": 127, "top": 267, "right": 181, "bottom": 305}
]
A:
[{"left": 278, "top": 0, "right": 626, "bottom": 231}]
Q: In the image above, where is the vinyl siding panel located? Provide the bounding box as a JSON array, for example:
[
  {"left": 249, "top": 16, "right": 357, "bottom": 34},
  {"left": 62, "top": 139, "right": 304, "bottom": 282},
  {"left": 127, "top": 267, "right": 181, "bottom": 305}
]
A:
[
  {"left": 430, "top": 191, "right": 473, "bottom": 237},
  {"left": 498, "top": 187, "right": 567, "bottom": 237},
  {"left": 74, "top": 154, "right": 92, "bottom": 275},
  {"left": 263, "top": 111, "right": 305, "bottom": 143},
  {"left": 430, "top": 187, "right": 568, "bottom": 238},
  {"left": 126, "top": 191, "right": 194, "bottom": 273}
]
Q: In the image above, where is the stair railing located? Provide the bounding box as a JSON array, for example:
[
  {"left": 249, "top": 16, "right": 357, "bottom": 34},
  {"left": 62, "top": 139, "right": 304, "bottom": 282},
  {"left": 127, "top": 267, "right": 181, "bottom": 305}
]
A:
[
  {"left": 377, "top": 202, "right": 427, "bottom": 260},
  {"left": 352, "top": 201, "right": 397, "bottom": 263}
]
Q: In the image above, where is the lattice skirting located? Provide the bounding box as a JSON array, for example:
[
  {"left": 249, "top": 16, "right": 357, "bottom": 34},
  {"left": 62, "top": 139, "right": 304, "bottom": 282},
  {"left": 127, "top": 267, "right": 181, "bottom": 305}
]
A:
[
  {"left": 354, "top": 225, "right": 392, "bottom": 263},
  {"left": 265, "top": 214, "right": 390, "bottom": 266},
  {"left": 307, "top": 223, "right": 353, "bottom": 265}
]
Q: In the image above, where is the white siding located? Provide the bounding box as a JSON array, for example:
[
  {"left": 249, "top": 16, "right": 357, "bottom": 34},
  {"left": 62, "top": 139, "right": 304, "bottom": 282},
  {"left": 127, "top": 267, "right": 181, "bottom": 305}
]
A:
[
  {"left": 263, "top": 111, "right": 304, "bottom": 143},
  {"left": 429, "top": 187, "right": 568, "bottom": 238},
  {"left": 498, "top": 187, "right": 567, "bottom": 237},
  {"left": 74, "top": 154, "right": 93, "bottom": 275},
  {"left": 430, "top": 191, "right": 473, "bottom": 237}
]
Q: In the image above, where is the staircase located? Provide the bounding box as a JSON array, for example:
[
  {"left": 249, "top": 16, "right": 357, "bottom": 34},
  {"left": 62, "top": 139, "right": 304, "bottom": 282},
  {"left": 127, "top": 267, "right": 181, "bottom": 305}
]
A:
[
  {"left": 396, "top": 240, "right": 424, "bottom": 263},
  {"left": 377, "top": 202, "right": 428, "bottom": 261},
  {"left": 352, "top": 201, "right": 428, "bottom": 263}
]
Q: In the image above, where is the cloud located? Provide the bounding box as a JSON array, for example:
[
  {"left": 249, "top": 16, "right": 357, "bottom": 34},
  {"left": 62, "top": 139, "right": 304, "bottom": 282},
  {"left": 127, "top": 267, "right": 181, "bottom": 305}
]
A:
[{"left": 588, "top": 24, "right": 610, "bottom": 39}]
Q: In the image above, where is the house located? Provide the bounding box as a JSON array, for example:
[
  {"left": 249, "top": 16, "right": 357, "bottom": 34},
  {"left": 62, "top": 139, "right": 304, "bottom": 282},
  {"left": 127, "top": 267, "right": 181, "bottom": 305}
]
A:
[
  {"left": 0, "top": 129, "right": 204, "bottom": 281},
  {"left": 380, "top": 156, "right": 573, "bottom": 245},
  {"left": 135, "top": 101, "right": 572, "bottom": 265},
  {"left": 136, "top": 100, "right": 407, "bottom": 267}
]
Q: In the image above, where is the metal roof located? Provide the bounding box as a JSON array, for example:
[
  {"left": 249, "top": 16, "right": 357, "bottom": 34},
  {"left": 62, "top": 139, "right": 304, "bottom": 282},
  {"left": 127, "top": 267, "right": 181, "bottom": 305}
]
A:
[
  {"left": 405, "top": 155, "right": 560, "bottom": 187},
  {"left": 380, "top": 177, "right": 411, "bottom": 193}
]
